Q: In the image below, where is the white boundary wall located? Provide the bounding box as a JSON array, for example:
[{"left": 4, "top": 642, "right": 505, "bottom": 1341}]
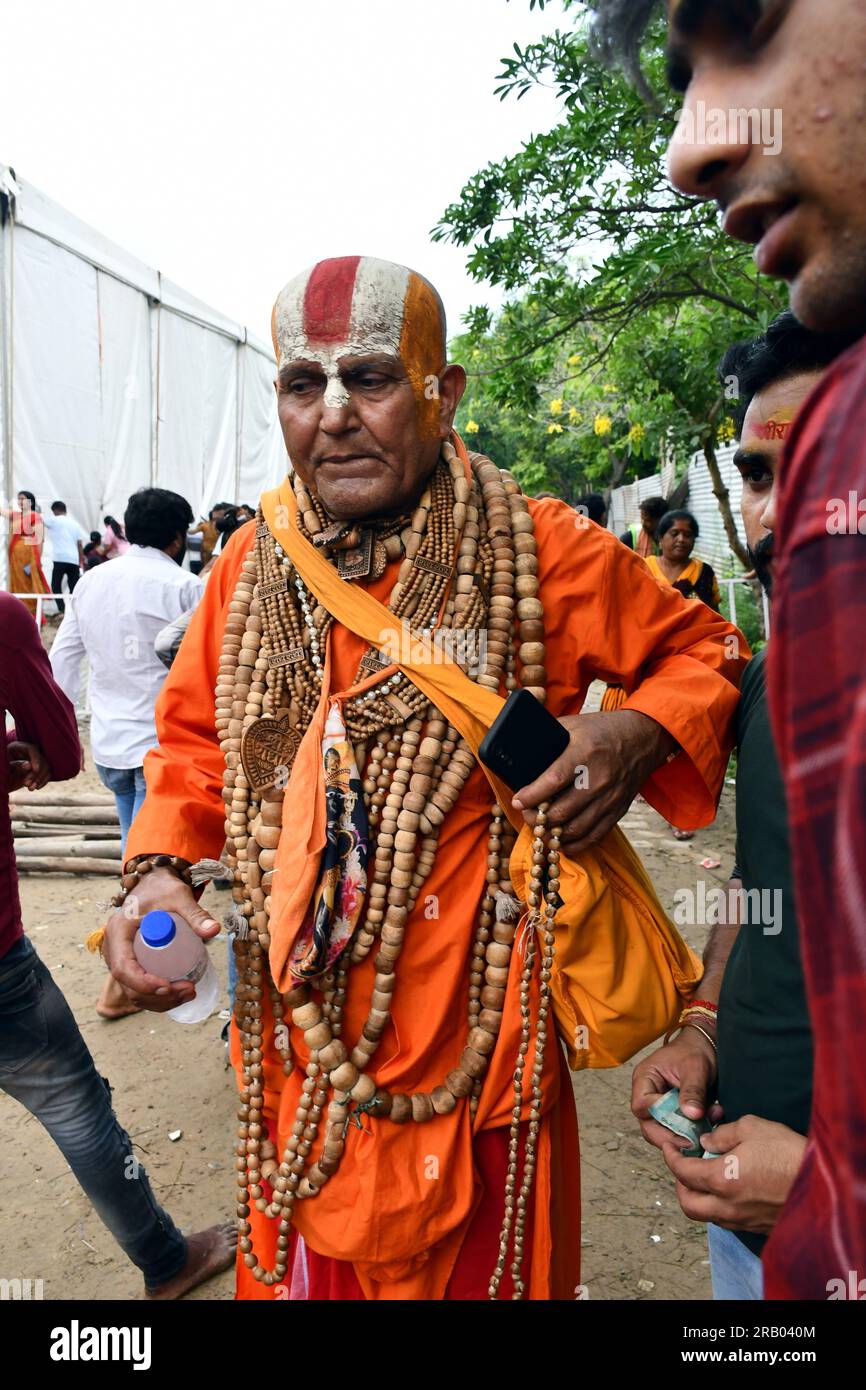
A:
[
  {"left": 609, "top": 445, "right": 747, "bottom": 577},
  {"left": 0, "top": 164, "right": 285, "bottom": 579}
]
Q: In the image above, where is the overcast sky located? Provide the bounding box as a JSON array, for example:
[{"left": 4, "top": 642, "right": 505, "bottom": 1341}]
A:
[{"left": 1, "top": 0, "right": 565, "bottom": 344}]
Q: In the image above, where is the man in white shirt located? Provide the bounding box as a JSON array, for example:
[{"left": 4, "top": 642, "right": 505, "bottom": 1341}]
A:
[
  {"left": 42, "top": 500, "right": 88, "bottom": 615},
  {"left": 51, "top": 486, "right": 202, "bottom": 848}
]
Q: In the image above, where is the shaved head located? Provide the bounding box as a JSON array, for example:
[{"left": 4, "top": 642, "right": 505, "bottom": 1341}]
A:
[
  {"left": 272, "top": 256, "right": 447, "bottom": 437},
  {"left": 272, "top": 255, "right": 465, "bottom": 521}
]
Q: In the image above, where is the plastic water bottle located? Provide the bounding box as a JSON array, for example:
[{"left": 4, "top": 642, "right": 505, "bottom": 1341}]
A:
[{"left": 133, "top": 909, "right": 221, "bottom": 1024}]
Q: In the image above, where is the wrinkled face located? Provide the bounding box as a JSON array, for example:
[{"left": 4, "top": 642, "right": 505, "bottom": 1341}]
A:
[
  {"left": 660, "top": 518, "right": 696, "bottom": 561},
  {"left": 272, "top": 257, "right": 465, "bottom": 520},
  {"left": 665, "top": 0, "right": 866, "bottom": 336},
  {"left": 734, "top": 369, "right": 821, "bottom": 592}
]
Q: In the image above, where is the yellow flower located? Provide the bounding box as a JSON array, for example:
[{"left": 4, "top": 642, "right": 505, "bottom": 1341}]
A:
[
  {"left": 547, "top": 422, "right": 564, "bottom": 435},
  {"left": 549, "top": 398, "right": 564, "bottom": 416},
  {"left": 627, "top": 422, "right": 646, "bottom": 446},
  {"left": 465, "top": 419, "right": 480, "bottom": 435},
  {"left": 717, "top": 416, "right": 736, "bottom": 443},
  {"left": 568, "top": 407, "right": 583, "bottom": 425},
  {"left": 603, "top": 383, "right": 618, "bottom": 394},
  {"left": 567, "top": 353, "right": 581, "bottom": 367},
  {"left": 594, "top": 414, "right": 612, "bottom": 436}
]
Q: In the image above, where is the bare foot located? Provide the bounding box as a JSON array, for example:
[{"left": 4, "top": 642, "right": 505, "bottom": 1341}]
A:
[
  {"left": 671, "top": 827, "right": 694, "bottom": 841},
  {"left": 145, "top": 1222, "right": 237, "bottom": 1300},
  {"left": 96, "top": 975, "right": 142, "bottom": 1020}
]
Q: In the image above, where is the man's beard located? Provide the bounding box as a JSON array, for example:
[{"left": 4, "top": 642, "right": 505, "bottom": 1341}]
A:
[{"left": 749, "top": 534, "right": 774, "bottom": 596}]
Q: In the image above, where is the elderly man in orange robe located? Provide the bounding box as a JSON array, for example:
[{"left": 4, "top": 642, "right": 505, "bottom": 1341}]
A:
[{"left": 100, "top": 255, "right": 745, "bottom": 1301}]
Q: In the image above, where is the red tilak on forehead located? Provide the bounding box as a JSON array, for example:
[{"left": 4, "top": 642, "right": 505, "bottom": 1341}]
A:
[
  {"left": 302, "top": 256, "right": 362, "bottom": 345},
  {"left": 754, "top": 419, "right": 792, "bottom": 441}
]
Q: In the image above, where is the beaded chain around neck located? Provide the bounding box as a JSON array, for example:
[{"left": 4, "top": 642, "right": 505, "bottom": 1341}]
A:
[{"left": 216, "top": 443, "right": 560, "bottom": 1298}]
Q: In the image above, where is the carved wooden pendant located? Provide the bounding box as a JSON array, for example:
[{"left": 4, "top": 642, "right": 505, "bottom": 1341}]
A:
[
  {"left": 241, "top": 715, "right": 302, "bottom": 795},
  {"left": 337, "top": 529, "right": 374, "bottom": 580}
]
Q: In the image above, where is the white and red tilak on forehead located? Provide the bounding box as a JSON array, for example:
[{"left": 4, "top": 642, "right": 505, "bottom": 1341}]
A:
[{"left": 271, "top": 255, "right": 447, "bottom": 430}]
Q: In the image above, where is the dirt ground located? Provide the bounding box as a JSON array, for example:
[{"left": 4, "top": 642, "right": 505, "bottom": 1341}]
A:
[{"left": 2, "top": 701, "right": 735, "bottom": 1303}]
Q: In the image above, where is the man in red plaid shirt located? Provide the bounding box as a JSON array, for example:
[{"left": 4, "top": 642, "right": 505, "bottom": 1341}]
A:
[{"left": 593, "top": 0, "right": 866, "bottom": 1298}]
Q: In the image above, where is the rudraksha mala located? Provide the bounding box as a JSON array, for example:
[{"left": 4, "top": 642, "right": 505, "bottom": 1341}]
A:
[
  {"left": 215, "top": 445, "right": 561, "bottom": 1298},
  {"left": 110, "top": 855, "right": 193, "bottom": 911}
]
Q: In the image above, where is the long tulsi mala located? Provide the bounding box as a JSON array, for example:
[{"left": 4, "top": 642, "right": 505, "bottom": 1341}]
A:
[{"left": 217, "top": 443, "right": 561, "bottom": 1299}]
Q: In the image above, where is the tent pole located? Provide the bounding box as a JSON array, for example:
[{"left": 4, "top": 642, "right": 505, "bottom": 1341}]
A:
[
  {"left": 1, "top": 194, "right": 14, "bottom": 531},
  {"left": 151, "top": 291, "right": 161, "bottom": 487},
  {"left": 235, "top": 338, "right": 244, "bottom": 504}
]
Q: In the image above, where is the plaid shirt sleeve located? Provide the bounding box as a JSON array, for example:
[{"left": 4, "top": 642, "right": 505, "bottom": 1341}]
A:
[{"left": 765, "top": 334, "right": 866, "bottom": 1299}]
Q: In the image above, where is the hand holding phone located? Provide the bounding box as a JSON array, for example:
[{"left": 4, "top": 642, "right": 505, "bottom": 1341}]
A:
[
  {"left": 483, "top": 697, "right": 678, "bottom": 859},
  {"left": 478, "top": 689, "right": 570, "bottom": 793}
]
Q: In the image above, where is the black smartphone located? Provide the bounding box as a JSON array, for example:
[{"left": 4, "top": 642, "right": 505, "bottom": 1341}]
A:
[{"left": 478, "top": 689, "right": 571, "bottom": 792}]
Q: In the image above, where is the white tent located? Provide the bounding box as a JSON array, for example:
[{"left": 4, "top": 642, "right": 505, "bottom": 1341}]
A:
[{"left": 0, "top": 163, "right": 285, "bottom": 579}]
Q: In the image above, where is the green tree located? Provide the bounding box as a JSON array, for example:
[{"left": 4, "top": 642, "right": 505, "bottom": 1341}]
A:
[{"left": 439, "top": 1, "right": 785, "bottom": 558}]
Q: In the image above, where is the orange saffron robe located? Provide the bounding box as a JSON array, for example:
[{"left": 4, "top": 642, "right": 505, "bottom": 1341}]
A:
[{"left": 127, "top": 496, "right": 745, "bottom": 1300}]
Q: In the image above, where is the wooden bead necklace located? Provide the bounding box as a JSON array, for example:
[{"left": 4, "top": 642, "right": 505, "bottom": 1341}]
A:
[{"left": 216, "top": 445, "right": 561, "bottom": 1296}]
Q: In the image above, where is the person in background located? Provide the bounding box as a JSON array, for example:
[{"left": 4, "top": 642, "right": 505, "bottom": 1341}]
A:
[
  {"left": 50, "top": 487, "right": 203, "bottom": 1020},
  {"left": 620, "top": 494, "right": 668, "bottom": 556},
  {"left": 631, "top": 313, "right": 845, "bottom": 1300},
  {"left": 644, "top": 511, "right": 721, "bottom": 611},
  {"left": 83, "top": 530, "right": 107, "bottom": 570},
  {"left": 0, "top": 592, "right": 234, "bottom": 1296},
  {"left": 188, "top": 505, "right": 229, "bottom": 567},
  {"left": 212, "top": 502, "right": 239, "bottom": 553},
  {"left": 1, "top": 490, "right": 50, "bottom": 618},
  {"left": 42, "top": 500, "right": 87, "bottom": 616},
  {"left": 575, "top": 492, "right": 608, "bottom": 528},
  {"left": 235, "top": 503, "right": 256, "bottom": 524},
  {"left": 99, "top": 514, "right": 130, "bottom": 560}
]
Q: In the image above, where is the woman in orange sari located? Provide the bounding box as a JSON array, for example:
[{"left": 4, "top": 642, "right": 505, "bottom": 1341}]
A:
[
  {"left": 644, "top": 510, "right": 722, "bottom": 611},
  {"left": 4, "top": 490, "right": 50, "bottom": 619}
]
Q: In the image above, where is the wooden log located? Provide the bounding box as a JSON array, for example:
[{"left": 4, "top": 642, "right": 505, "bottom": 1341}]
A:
[
  {"left": 14, "top": 838, "right": 122, "bottom": 860},
  {"left": 16, "top": 857, "right": 119, "bottom": 876},
  {"left": 13, "top": 825, "right": 121, "bottom": 839},
  {"left": 9, "top": 792, "right": 116, "bottom": 808},
  {"left": 10, "top": 805, "right": 119, "bottom": 825}
]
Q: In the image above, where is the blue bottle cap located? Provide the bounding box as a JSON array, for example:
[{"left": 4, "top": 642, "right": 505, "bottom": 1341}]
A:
[{"left": 139, "top": 909, "right": 177, "bottom": 949}]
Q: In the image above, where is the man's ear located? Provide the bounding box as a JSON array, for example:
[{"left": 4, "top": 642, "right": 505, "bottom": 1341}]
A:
[{"left": 436, "top": 364, "right": 467, "bottom": 437}]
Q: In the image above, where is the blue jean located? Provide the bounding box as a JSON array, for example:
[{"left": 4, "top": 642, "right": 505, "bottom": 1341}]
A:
[
  {"left": 0, "top": 937, "right": 187, "bottom": 1288},
  {"left": 96, "top": 763, "right": 147, "bottom": 855},
  {"left": 707, "top": 1223, "right": 765, "bottom": 1300}
]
